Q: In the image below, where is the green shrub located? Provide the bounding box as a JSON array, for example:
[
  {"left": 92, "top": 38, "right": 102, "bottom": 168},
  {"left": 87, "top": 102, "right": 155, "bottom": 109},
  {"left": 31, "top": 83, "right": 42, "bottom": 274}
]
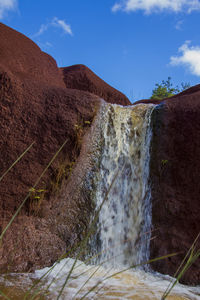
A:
[{"left": 150, "top": 77, "right": 190, "bottom": 100}]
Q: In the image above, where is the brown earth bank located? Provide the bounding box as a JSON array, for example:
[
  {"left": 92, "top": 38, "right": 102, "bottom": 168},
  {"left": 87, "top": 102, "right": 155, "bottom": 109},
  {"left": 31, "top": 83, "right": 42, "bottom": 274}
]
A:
[
  {"left": 0, "top": 22, "right": 129, "bottom": 272},
  {"left": 148, "top": 87, "right": 200, "bottom": 285}
]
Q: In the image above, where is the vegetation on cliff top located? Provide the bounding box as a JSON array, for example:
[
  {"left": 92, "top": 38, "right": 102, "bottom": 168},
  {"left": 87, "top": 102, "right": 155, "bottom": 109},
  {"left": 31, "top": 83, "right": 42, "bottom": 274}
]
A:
[{"left": 150, "top": 77, "right": 190, "bottom": 100}]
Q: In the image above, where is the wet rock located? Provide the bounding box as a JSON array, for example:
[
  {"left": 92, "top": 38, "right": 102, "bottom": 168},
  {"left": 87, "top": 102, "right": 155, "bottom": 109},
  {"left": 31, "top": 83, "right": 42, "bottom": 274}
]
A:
[{"left": 149, "top": 88, "right": 200, "bottom": 285}]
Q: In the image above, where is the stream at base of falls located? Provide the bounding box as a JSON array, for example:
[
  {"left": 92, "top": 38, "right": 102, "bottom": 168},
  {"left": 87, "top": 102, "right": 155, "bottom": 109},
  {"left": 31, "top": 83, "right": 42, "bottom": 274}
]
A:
[{"left": 0, "top": 258, "right": 200, "bottom": 299}]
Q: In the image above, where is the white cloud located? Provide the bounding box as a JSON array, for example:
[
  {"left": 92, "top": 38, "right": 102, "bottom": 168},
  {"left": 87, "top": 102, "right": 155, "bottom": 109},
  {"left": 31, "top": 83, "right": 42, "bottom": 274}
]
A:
[
  {"left": 34, "top": 24, "right": 49, "bottom": 37},
  {"left": 112, "top": 0, "right": 200, "bottom": 14},
  {"left": 170, "top": 41, "right": 200, "bottom": 76},
  {"left": 37, "top": 41, "right": 53, "bottom": 50},
  {"left": 0, "top": 0, "right": 17, "bottom": 19},
  {"left": 175, "top": 20, "right": 183, "bottom": 30},
  {"left": 112, "top": 3, "right": 123, "bottom": 12},
  {"left": 52, "top": 17, "right": 73, "bottom": 36},
  {"left": 34, "top": 17, "right": 73, "bottom": 37},
  {"left": 45, "top": 41, "right": 52, "bottom": 47}
]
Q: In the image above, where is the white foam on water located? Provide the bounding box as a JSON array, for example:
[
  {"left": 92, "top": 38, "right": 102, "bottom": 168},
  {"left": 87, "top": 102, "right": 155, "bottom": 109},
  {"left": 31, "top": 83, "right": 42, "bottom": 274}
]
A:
[
  {"left": 31, "top": 257, "right": 200, "bottom": 300},
  {"left": 1, "top": 257, "right": 199, "bottom": 299}
]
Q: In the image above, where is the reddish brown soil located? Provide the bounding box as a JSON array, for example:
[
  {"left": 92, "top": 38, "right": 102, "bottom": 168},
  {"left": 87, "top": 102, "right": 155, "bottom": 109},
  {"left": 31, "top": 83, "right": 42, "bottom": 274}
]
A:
[{"left": 61, "top": 64, "right": 131, "bottom": 106}]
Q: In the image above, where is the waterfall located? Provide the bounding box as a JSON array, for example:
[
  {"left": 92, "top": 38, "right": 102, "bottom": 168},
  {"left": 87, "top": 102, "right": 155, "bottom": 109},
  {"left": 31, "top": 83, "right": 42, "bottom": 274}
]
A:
[
  {"left": 2, "top": 101, "right": 199, "bottom": 300},
  {"left": 91, "top": 103, "right": 154, "bottom": 269}
]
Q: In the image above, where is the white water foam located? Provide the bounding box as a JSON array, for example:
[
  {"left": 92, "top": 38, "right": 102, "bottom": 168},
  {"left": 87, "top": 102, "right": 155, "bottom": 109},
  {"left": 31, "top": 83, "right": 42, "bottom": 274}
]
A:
[
  {"left": 31, "top": 258, "right": 199, "bottom": 300},
  {"left": 1, "top": 257, "right": 199, "bottom": 299}
]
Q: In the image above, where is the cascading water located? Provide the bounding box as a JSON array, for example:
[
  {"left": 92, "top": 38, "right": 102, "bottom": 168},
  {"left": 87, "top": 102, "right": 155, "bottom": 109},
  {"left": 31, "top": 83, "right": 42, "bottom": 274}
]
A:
[
  {"left": 1, "top": 102, "right": 199, "bottom": 299},
  {"left": 91, "top": 103, "right": 154, "bottom": 268}
]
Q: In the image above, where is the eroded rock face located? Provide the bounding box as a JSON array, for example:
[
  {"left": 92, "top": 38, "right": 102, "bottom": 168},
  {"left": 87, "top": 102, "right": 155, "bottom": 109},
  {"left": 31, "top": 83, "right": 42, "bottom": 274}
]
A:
[
  {"left": 1, "top": 21, "right": 200, "bottom": 286},
  {"left": 0, "top": 23, "right": 65, "bottom": 88},
  {"left": 0, "top": 23, "right": 129, "bottom": 272},
  {"left": 61, "top": 64, "right": 131, "bottom": 106},
  {"left": 149, "top": 88, "right": 200, "bottom": 285}
]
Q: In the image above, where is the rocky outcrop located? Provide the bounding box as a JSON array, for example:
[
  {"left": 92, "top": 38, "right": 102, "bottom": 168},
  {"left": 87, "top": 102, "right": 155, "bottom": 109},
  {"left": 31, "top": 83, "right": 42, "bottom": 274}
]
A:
[
  {"left": 61, "top": 64, "right": 131, "bottom": 106},
  {"left": 0, "top": 22, "right": 129, "bottom": 272},
  {"left": 148, "top": 87, "right": 200, "bottom": 285},
  {"left": 1, "top": 22, "right": 200, "bottom": 286},
  {"left": 0, "top": 23, "right": 65, "bottom": 88}
]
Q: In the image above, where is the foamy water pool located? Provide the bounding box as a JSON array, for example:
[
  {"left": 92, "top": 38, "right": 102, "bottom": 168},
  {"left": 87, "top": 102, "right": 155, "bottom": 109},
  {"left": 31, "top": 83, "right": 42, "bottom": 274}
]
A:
[{"left": 1, "top": 258, "right": 199, "bottom": 300}]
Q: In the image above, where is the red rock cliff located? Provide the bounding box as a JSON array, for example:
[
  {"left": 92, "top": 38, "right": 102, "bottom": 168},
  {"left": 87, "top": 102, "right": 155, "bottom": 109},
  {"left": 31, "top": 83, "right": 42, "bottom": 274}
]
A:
[
  {"left": 147, "top": 88, "right": 200, "bottom": 285},
  {"left": 0, "top": 22, "right": 129, "bottom": 272},
  {"left": 61, "top": 64, "right": 130, "bottom": 106}
]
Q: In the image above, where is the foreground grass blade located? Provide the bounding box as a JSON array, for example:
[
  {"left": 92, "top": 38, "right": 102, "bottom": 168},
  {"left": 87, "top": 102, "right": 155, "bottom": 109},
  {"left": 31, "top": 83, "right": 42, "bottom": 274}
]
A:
[
  {"left": 0, "top": 290, "right": 11, "bottom": 300},
  {"left": 56, "top": 170, "right": 119, "bottom": 300},
  {"left": 162, "top": 251, "right": 200, "bottom": 300},
  {"left": 0, "top": 139, "right": 68, "bottom": 243},
  {"left": 73, "top": 265, "right": 102, "bottom": 299},
  {"left": 79, "top": 252, "right": 179, "bottom": 300},
  {"left": 105, "top": 253, "right": 179, "bottom": 280},
  {"left": 73, "top": 253, "right": 123, "bottom": 299},
  {"left": 93, "top": 267, "right": 114, "bottom": 300},
  {"left": 29, "top": 259, "right": 71, "bottom": 300},
  {"left": 173, "top": 232, "right": 200, "bottom": 279},
  {"left": 162, "top": 233, "right": 200, "bottom": 300},
  {"left": 0, "top": 291, "right": 11, "bottom": 300},
  {"left": 24, "top": 240, "right": 87, "bottom": 299},
  {"left": 0, "top": 142, "right": 35, "bottom": 183}
]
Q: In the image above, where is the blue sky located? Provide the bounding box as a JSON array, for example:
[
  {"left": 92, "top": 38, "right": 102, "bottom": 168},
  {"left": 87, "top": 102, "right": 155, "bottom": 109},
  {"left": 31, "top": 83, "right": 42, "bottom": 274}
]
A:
[{"left": 1, "top": 0, "right": 200, "bottom": 101}]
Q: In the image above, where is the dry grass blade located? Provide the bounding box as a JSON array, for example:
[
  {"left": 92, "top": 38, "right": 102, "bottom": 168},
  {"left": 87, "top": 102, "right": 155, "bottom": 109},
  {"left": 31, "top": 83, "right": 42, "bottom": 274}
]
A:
[
  {"left": 93, "top": 267, "right": 114, "bottom": 300},
  {"left": 105, "top": 253, "right": 179, "bottom": 280},
  {"left": 0, "top": 142, "right": 35, "bottom": 183},
  {"left": 0, "top": 289, "right": 11, "bottom": 300},
  {"left": 72, "top": 265, "right": 102, "bottom": 299},
  {"left": 56, "top": 170, "right": 119, "bottom": 300},
  {"left": 23, "top": 261, "right": 64, "bottom": 300},
  {"left": 30, "top": 259, "right": 71, "bottom": 300},
  {"left": 173, "top": 233, "right": 200, "bottom": 279},
  {"left": 162, "top": 233, "right": 200, "bottom": 300},
  {"left": 73, "top": 253, "right": 123, "bottom": 299},
  {"left": 0, "top": 138, "right": 68, "bottom": 243},
  {"left": 28, "top": 285, "right": 49, "bottom": 300},
  {"left": 78, "top": 252, "right": 179, "bottom": 300},
  {"left": 24, "top": 240, "right": 87, "bottom": 299}
]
